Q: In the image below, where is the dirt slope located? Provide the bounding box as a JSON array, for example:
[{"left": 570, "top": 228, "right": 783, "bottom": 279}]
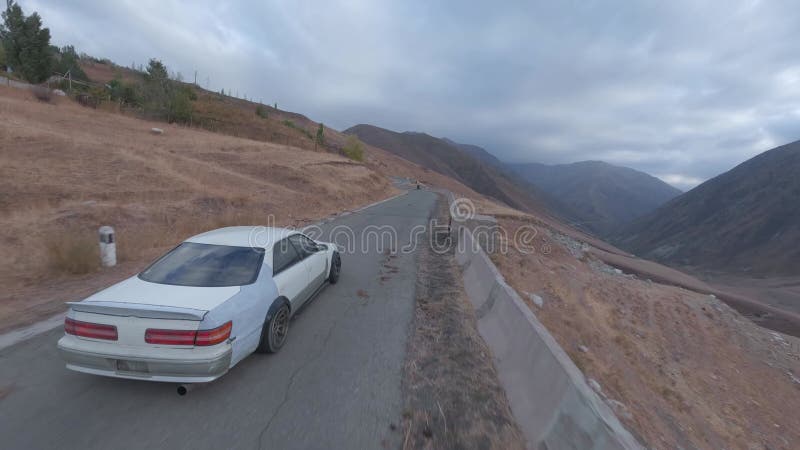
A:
[
  {"left": 489, "top": 214, "right": 800, "bottom": 450},
  {"left": 0, "top": 85, "right": 396, "bottom": 332}
]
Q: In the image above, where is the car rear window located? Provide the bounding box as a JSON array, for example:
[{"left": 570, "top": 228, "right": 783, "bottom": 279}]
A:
[{"left": 139, "top": 242, "right": 264, "bottom": 287}]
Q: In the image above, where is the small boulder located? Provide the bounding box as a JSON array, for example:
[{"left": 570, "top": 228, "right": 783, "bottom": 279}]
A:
[
  {"left": 150, "top": 127, "right": 164, "bottom": 135},
  {"left": 607, "top": 399, "right": 632, "bottom": 420},
  {"left": 529, "top": 293, "right": 544, "bottom": 308}
]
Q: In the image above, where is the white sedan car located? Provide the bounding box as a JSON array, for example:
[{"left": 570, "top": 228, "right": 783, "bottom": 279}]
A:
[{"left": 57, "top": 226, "right": 341, "bottom": 385}]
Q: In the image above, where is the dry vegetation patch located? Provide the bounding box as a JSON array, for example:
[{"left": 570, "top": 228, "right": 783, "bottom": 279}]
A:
[
  {"left": 401, "top": 199, "right": 525, "bottom": 450},
  {"left": 491, "top": 216, "right": 800, "bottom": 450},
  {"left": 0, "top": 86, "right": 398, "bottom": 332}
]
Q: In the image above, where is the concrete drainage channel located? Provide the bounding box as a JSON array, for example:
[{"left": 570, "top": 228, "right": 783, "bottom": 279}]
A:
[{"left": 447, "top": 195, "right": 643, "bottom": 450}]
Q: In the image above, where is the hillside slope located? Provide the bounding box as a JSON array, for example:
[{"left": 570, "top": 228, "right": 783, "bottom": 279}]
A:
[
  {"left": 510, "top": 161, "right": 681, "bottom": 235},
  {"left": 345, "top": 124, "right": 557, "bottom": 216},
  {"left": 0, "top": 85, "right": 396, "bottom": 332},
  {"left": 617, "top": 140, "right": 800, "bottom": 276},
  {"left": 442, "top": 138, "right": 505, "bottom": 169}
]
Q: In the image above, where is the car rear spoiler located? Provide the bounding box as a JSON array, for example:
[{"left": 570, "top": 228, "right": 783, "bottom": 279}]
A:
[{"left": 66, "top": 301, "right": 207, "bottom": 321}]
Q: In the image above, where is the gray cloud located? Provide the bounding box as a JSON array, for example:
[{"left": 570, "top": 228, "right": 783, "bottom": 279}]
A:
[{"left": 20, "top": 0, "right": 800, "bottom": 190}]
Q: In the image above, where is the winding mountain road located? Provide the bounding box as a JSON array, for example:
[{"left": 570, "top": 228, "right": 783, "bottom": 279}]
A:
[{"left": 0, "top": 189, "right": 438, "bottom": 450}]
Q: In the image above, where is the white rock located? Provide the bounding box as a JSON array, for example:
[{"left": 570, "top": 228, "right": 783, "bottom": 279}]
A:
[
  {"left": 53, "top": 89, "right": 66, "bottom": 96},
  {"left": 588, "top": 378, "right": 602, "bottom": 394},
  {"left": 529, "top": 293, "right": 544, "bottom": 308},
  {"left": 607, "top": 399, "right": 633, "bottom": 421},
  {"left": 613, "top": 268, "right": 623, "bottom": 275},
  {"left": 579, "top": 345, "right": 589, "bottom": 353},
  {"left": 770, "top": 332, "right": 785, "bottom": 343},
  {"left": 150, "top": 127, "right": 164, "bottom": 135}
]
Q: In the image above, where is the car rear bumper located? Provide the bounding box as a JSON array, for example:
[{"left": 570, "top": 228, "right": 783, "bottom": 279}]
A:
[{"left": 57, "top": 335, "right": 232, "bottom": 383}]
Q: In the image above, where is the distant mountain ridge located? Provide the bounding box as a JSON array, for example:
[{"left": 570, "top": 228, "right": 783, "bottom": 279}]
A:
[
  {"left": 617, "top": 140, "right": 800, "bottom": 276},
  {"left": 508, "top": 160, "right": 682, "bottom": 235},
  {"left": 344, "top": 125, "right": 560, "bottom": 217},
  {"left": 443, "top": 138, "right": 682, "bottom": 236}
]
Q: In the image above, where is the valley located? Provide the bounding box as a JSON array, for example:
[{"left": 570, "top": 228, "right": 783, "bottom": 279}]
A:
[{"left": 0, "top": 56, "right": 798, "bottom": 450}]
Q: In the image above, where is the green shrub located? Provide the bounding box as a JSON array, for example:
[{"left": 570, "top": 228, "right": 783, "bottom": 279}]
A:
[
  {"left": 109, "top": 77, "right": 140, "bottom": 106},
  {"left": 256, "top": 104, "right": 268, "bottom": 119},
  {"left": 315, "top": 123, "right": 324, "bottom": 146},
  {"left": 182, "top": 84, "right": 198, "bottom": 101},
  {"left": 282, "top": 119, "right": 313, "bottom": 140},
  {"left": 342, "top": 135, "right": 365, "bottom": 161},
  {"left": 168, "top": 87, "right": 193, "bottom": 124},
  {"left": 53, "top": 45, "right": 88, "bottom": 81},
  {"left": 88, "top": 85, "right": 107, "bottom": 102}
]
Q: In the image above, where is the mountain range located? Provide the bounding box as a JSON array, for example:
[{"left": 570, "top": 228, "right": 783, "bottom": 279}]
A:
[
  {"left": 617, "top": 139, "right": 800, "bottom": 276},
  {"left": 349, "top": 124, "right": 800, "bottom": 277},
  {"left": 344, "top": 125, "right": 557, "bottom": 217},
  {"left": 349, "top": 125, "right": 682, "bottom": 237},
  {"left": 507, "top": 161, "right": 682, "bottom": 235}
]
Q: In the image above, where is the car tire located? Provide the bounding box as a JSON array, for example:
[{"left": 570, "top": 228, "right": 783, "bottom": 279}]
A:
[
  {"left": 328, "top": 252, "right": 341, "bottom": 284},
  {"left": 257, "top": 302, "right": 290, "bottom": 354}
]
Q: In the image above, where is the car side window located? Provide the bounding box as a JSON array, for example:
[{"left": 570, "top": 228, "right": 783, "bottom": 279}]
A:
[
  {"left": 288, "top": 234, "right": 318, "bottom": 259},
  {"left": 272, "top": 238, "right": 301, "bottom": 275}
]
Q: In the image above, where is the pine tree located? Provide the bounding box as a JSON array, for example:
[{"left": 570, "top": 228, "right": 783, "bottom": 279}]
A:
[{"left": 1, "top": 1, "right": 52, "bottom": 83}]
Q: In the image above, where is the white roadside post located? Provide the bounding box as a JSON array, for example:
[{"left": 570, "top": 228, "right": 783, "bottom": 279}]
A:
[{"left": 98, "top": 226, "right": 117, "bottom": 267}]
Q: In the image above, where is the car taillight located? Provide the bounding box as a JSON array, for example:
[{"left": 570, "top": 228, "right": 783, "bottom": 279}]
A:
[
  {"left": 65, "top": 317, "right": 118, "bottom": 341},
  {"left": 144, "top": 328, "right": 196, "bottom": 345},
  {"left": 144, "top": 321, "right": 232, "bottom": 346},
  {"left": 195, "top": 321, "right": 232, "bottom": 346}
]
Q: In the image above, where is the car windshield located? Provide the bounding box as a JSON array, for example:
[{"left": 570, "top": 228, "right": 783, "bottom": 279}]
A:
[{"left": 139, "top": 242, "right": 264, "bottom": 287}]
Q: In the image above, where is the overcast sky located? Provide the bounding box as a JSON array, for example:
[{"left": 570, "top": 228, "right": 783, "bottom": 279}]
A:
[{"left": 20, "top": 0, "right": 800, "bottom": 189}]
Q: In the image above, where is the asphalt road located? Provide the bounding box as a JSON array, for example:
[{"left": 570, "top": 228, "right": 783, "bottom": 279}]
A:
[{"left": 0, "top": 189, "right": 438, "bottom": 450}]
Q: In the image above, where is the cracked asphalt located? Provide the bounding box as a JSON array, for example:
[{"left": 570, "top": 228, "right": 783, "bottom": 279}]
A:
[{"left": 0, "top": 189, "right": 438, "bottom": 450}]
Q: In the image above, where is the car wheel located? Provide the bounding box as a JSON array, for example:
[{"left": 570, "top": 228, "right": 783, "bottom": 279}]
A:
[
  {"left": 257, "top": 302, "right": 289, "bottom": 353},
  {"left": 328, "top": 252, "right": 341, "bottom": 284}
]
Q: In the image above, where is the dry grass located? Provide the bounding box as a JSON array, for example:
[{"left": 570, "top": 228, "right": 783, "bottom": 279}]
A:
[
  {"left": 493, "top": 216, "right": 800, "bottom": 450},
  {"left": 401, "top": 198, "right": 525, "bottom": 450},
  {"left": 30, "top": 86, "right": 52, "bottom": 103},
  {"left": 0, "top": 85, "right": 398, "bottom": 331},
  {"left": 45, "top": 232, "right": 99, "bottom": 275}
]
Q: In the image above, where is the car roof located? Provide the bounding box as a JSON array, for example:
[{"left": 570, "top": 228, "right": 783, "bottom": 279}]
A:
[{"left": 185, "top": 226, "right": 298, "bottom": 249}]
